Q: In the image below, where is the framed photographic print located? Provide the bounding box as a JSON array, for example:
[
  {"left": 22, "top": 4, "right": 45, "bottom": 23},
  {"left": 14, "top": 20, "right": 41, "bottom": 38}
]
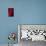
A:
[{"left": 8, "top": 8, "right": 14, "bottom": 17}]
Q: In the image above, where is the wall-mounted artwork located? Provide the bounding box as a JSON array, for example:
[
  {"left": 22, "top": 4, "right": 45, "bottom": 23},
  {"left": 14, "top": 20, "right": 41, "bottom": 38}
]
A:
[{"left": 8, "top": 8, "right": 14, "bottom": 17}]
